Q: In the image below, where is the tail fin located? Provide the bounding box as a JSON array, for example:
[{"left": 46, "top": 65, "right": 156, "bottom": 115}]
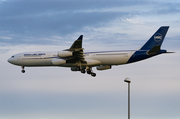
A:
[{"left": 140, "top": 26, "right": 169, "bottom": 50}]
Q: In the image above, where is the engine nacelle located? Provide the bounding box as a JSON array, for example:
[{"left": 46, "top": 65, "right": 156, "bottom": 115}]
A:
[
  {"left": 58, "top": 51, "right": 73, "bottom": 58},
  {"left": 51, "top": 59, "right": 66, "bottom": 65},
  {"left": 71, "top": 67, "right": 80, "bottom": 71},
  {"left": 96, "top": 65, "right": 111, "bottom": 70}
]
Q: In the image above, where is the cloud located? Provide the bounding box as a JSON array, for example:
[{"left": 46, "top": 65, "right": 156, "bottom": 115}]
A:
[{"left": 1, "top": 0, "right": 180, "bottom": 46}]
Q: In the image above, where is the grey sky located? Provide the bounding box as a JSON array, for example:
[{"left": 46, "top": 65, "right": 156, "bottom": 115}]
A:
[{"left": 0, "top": 0, "right": 180, "bottom": 119}]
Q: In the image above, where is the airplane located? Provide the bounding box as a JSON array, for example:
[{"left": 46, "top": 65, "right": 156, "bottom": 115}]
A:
[{"left": 8, "top": 26, "right": 172, "bottom": 77}]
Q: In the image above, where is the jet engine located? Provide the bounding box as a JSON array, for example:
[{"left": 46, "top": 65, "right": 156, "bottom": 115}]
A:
[
  {"left": 58, "top": 51, "right": 73, "bottom": 58},
  {"left": 96, "top": 65, "right": 111, "bottom": 70},
  {"left": 71, "top": 67, "right": 80, "bottom": 71},
  {"left": 51, "top": 59, "right": 66, "bottom": 65}
]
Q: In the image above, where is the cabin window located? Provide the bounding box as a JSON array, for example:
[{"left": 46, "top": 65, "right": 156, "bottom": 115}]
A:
[{"left": 11, "top": 56, "right": 14, "bottom": 58}]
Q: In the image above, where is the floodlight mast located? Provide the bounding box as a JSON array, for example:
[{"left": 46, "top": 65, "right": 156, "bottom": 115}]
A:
[{"left": 124, "top": 78, "right": 131, "bottom": 119}]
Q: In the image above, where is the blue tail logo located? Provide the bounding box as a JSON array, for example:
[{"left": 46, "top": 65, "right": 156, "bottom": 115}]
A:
[{"left": 154, "top": 33, "right": 162, "bottom": 42}]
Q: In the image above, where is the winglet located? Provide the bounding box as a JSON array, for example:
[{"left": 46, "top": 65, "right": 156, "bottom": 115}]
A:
[{"left": 164, "top": 52, "right": 175, "bottom": 53}]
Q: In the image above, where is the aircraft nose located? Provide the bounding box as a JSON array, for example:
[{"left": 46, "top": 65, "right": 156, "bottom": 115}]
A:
[
  {"left": 7, "top": 58, "right": 14, "bottom": 64},
  {"left": 7, "top": 58, "right": 12, "bottom": 63}
]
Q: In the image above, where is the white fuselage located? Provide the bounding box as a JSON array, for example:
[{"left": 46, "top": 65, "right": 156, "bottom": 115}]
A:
[
  {"left": 7, "top": 26, "right": 170, "bottom": 77},
  {"left": 8, "top": 50, "right": 135, "bottom": 67}
]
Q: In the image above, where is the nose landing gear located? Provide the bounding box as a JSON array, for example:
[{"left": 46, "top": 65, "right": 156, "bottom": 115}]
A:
[{"left": 21, "top": 66, "right": 25, "bottom": 73}]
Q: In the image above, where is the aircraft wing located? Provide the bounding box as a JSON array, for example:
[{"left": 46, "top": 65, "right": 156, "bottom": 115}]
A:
[
  {"left": 69, "top": 35, "right": 83, "bottom": 51},
  {"left": 65, "top": 35, "right": 86, "bottom": 63}
]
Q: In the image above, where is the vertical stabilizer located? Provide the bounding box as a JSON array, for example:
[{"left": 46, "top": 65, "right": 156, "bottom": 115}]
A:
[{"left": 140, "top": 26, "right": 169, "bottom": 50}]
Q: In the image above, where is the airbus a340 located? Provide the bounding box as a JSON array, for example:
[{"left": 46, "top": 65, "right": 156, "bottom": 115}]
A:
[{"left": 8, "top": 26, "right": 172, "bottom": 77}]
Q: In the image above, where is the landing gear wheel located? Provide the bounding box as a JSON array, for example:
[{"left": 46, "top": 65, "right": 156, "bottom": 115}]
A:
[
  {"left": 91, "top": 73, "right": 96, "bottom": 77},
  {"left": 81, "top": 69, "right": 86, "bottom": 74},
  {"left": 87, "top": 70, "right": 91, "bottom": 74},
  {"left": 86, "top": 66, "right": 96, "bottom": 77},
  {"left": 21, "top": 70, "right": 25, "bottom": 73}
]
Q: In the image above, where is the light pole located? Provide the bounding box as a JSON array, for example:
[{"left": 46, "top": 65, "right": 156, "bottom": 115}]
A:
[{"left": 124, "top": 78, "right": 131, "bottom": 119}]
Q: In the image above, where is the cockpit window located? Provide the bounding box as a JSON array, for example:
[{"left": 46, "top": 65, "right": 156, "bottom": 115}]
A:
[{"left": 11, "top": 56, "right": 14, "bottom": 58}]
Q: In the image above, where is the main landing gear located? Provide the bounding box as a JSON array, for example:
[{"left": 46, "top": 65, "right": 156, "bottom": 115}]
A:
[
  {"left": 79, "top": 66, "right": 96, "bottom": 77},
  {"left": 86, "top": 69, "right": 96, "bottom": 77},
  {"left": 21, "top": 66, "right": 25, "bottom": 73}
]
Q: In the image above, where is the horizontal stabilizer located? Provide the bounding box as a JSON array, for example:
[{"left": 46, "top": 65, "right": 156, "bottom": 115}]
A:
[
  {"left": 147, "top": 45, "right": 160, "bottom": 55},
  {"left": 164, "top": 52, "right": 175, "bottom": 53}
]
